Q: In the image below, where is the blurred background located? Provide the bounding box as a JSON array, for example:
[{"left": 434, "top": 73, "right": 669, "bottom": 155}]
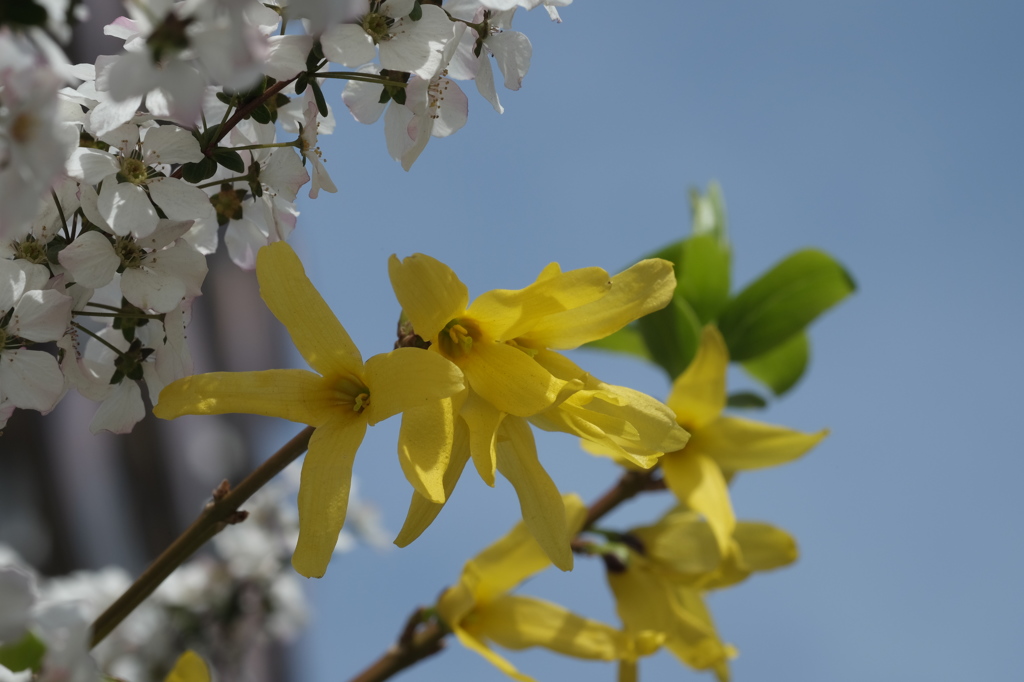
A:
[{"left": 3, "top": 2, "right": 1022, "bottom": 682}]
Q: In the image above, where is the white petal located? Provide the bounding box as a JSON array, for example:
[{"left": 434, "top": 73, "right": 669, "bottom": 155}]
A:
[
  {"left": 57, "top": 231, "right": 118, "bottom": 289},
  {"left": 342, "top": 78, "right": 388, "bottom": 125},
  {"left": 141, "top": 219, "right": 196, "bottom": 251},
  {"left": 141, "top": 125, "right": 203, "bottom": 165},
  {"left": 431, "top": 78, "right": 469, "bottom": 137},
  {"left": 321, "top": 23, "right": 377, "bottom": 68},
  {"left": 0, "top": 349, "right": 66, "bottom": 412},
  {"left": 265, "top": 34, "right": 314, "bottom": 80},
  {"left": 90, "top": 380, "right": 144, "bottom": 434},
  {"left": 489, "top": 31, "right": 532, "bottom": 90},
  {"left": 65, "top": 148, "right": 119, "bottom": 184},
  {"left": 474, "top": 51, "right": 503, "bottom": 113},
  {"left": 10, "top": 289, "right": 73, "bottom": 343},
  {"left": 261, "top": 148, "right": 309, "bottom": 202},
  {"left": 224, "top": 217, "right": 268, "bottom": 270},
  {"left": 98, "top": 182, "right": 157, "bottom": 237},
  {"left": 147, "top": 177, "right": 216, "bottom": 221},
  {"left": 384, "top": 102, "right": 416, "bottom": 163},
  {"left": 381, "top": 6, "right": 454, "bottom": 79},
  {"left": 121, "top": 245, "right": 207, "bottom": 313},
  {"left": 87, "top": 96, "right": 143, "bottom": 137},
  {"left": 383, "top": 0, "right": 416, "bottom": 17}
]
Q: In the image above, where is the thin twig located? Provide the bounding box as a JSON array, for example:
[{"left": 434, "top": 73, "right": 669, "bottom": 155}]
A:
[{"left": 89, "top": 426, "right": 314, "bottom": 647}]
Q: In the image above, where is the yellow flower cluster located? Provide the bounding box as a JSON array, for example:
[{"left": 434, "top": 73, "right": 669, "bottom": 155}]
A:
[{"left": 156, "top": 243, "right": 688, "bottom": 576}]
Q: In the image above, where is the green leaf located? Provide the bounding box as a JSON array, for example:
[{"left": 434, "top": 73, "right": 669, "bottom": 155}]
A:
[
  {"left": 180, "top": 156, "right": 218, "bottom": 184},
  {"left": 679, "top": 233, "right": 731, "bottom": 323},
  {"left": 726, "top": 391, "right": 768, "bottom": 409},
  {"left": 718, "top": 249, "right": 855, "bottom": 361},
  {"left": 249, "top": 104, "right": 271, "bottom": 124},
  {"left": 0, "top": 631, "right": 46, "bottom": 673},
  {"left": 582, "top": 323, "right": 651, "bottom": 360},
  {"left": 310, "top": 80, "right": 328, "bottom": 117},
  {"left": 742, "top": 330, "right": 809, "bottom": 396},
  {"left": 637, "top": 293, "right": 702, "bottom": 379},
  {"left": 409, "top": 0, "right": 423, "bottom": 21},
  {"left": 211, "top": 148, "right": 245, "bottom": 174}
]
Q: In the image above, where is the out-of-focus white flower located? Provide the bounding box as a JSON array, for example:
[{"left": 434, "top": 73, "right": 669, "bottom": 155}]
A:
[
  {"left": 0, "top": 29, "right": 77, "bottom": 239},
  {"left": 0, "top": 259, "right": 71, "bottom": 415}
]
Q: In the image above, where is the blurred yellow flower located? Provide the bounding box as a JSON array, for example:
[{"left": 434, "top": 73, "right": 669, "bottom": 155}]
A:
[
  {"left": 164, "top": 650, "right": 209, "bottom": 682},
  {"left": 155, "top": 243, "right": 463, "bottom": 578},
  {"left": 438, "top": 494, "right": 657, "bottom": 682}
]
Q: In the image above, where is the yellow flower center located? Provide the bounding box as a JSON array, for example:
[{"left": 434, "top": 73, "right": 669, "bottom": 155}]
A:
[
  {"left": 438, "top": 318, "right": 480, "bottom": 359},
  {"left": 120, "top": 157, "right": 149, "bottom": 185},
  {"left": 336, "top": 376, "right": 372, "bottom": 413}
]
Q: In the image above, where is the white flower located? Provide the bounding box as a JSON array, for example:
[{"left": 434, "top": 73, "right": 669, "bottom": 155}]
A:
[
  {"left": 58, "top": 217, "right": 207, "bottom": 313},
  {"left": 447, "top": 10, "right": 531, "bottom": 114},
  {"left": 298, "top": 97, "right": 337, "bottom": 198},
  {"left": 0, "top": 259, "right": 70, "bottom": 414},
  {"left": 67, "top": 122, "right": 212, "bottom": 238},
  {"left": 0, "top": 29, "right": 77, "bottom": 239},
  {"left": 321, "top": 0, "right": 456, "bottom": 80}
]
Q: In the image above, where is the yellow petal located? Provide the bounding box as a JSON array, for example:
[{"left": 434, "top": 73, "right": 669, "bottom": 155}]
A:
[
  {"left": 664, "top": 587, "right": 735, "bottom": 676},
  {"left": 164, "top": 650, "right": 210, "bottom": 682},
  {"left": 154, "top": 370, "right": 339, "bottom": 426},
  {"left": 665, "top": 326, "right": 728, "bottom": 430},
  {"left": 362, "top": 347, "right": 464, "bottom": 425},
  {"left": 732, "top": 521, "right": 799, "bottom": 571},
  {"left": 395, "top": 416, "right": 472, "bottom": 547},
  {"left": 467, "top": 264, "right": 611, "bottom": 340},
  {"left": 461, "top": 388, "right": 504, "bottom": 486},
  {"left": 495, "top": 417, "right": 573, "bottom": 571},
  {"left": 388, "top": 253, "right": 469, "bottom": 340},
  {"left": 461, "top": 340, "right": 568, "bottom": 416},
  {"left": 607, "top": 555, "right": 713, "bottom": 647},
  {"left": 397, "top": 398, "right": 455, "bottom": 503},
  {"left": 292, "top": 416, "right": 366, "bottom": 578},
  {"left": 660, "top": 452, "right": 735, "bottom": 556},
  {"left": 518, "top": 258, "right": 676, "bottom": 349},
  {"left": 257, "top": 242, "right": 363, "bottom": 377},
  {"left": 631, "top": 508, "right": 722, "bottom": 576},
  {"left": 471, "top": 594, "right": 631, "bottom": 660},
  {"left": 450, "top": 625, "right": 537, "bottom": 682},
  {"left": 465, "top": 494, "right": 586, "bottom": 604},
  {"left": 689, "top": 416, "right": 828, "bottom": 471}
]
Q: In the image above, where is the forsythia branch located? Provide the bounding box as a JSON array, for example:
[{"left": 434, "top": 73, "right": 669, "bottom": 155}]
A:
[{"left": 89, "top": 426, "right": 315, "bottom": 647}]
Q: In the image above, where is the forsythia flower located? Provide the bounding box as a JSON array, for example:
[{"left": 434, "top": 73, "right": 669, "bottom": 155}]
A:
[
  {"left": 438, "top": 494, "right": 656, "bottom": 682},
  {"left": 164, "top": 650, "right": 210, "bottom": 682},
  {"left": 608, "top": 507, "right": 800, "bottom": 681},
  {"left": 389, "top": 254, "right": 687, "bottom": 570},
  {"left": 155, "top": 243, "right": 464, "bottom": 578},
  {"left": 658, "top": 326, "right": 827, "bottom": 556}
]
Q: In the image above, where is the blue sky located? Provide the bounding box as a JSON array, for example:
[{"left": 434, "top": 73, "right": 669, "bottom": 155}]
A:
[{"left": 279, "top": 3, "right": 1024, "bottom": 680}]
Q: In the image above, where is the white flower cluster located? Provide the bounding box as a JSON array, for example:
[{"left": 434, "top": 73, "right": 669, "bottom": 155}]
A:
[
  {"left": 0, "top": 463, "right": 389, "bottom": 682},
  {"left": 0, "top": 0, "right": 568, "bottom": 435}
]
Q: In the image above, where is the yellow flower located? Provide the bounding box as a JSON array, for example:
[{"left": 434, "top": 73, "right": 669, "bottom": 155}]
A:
[
  {"left": 388, "top": 254, "right": 687, "bottom": 570},
  {"left": 438, "top": 495, "right": 654, "bottom": 682},
  {"left": 606, "top": 549, "right": 735, "bottom": 682},
  {"left": 164, "top": 650, "right": 209, "bottom": 682},
  {"left": 608, "top": 507, "right": 800, "bottom": 681},
  {"left": 658, "top": 325, "right": 827, "bottom": 556},
  {"left": 155, "top": 243, "right": 463, "bottom": 578},
  {"left": 628, "top": 506, "right": 799, "bottom": 589}
]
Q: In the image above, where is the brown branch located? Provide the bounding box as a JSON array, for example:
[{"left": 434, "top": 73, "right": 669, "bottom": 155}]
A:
[
  {"left": 89, "top": 425, "right": 314, "bottom": 648},
  {"left": 347, "top": 612, "right": 448, "bottom": 682}
]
